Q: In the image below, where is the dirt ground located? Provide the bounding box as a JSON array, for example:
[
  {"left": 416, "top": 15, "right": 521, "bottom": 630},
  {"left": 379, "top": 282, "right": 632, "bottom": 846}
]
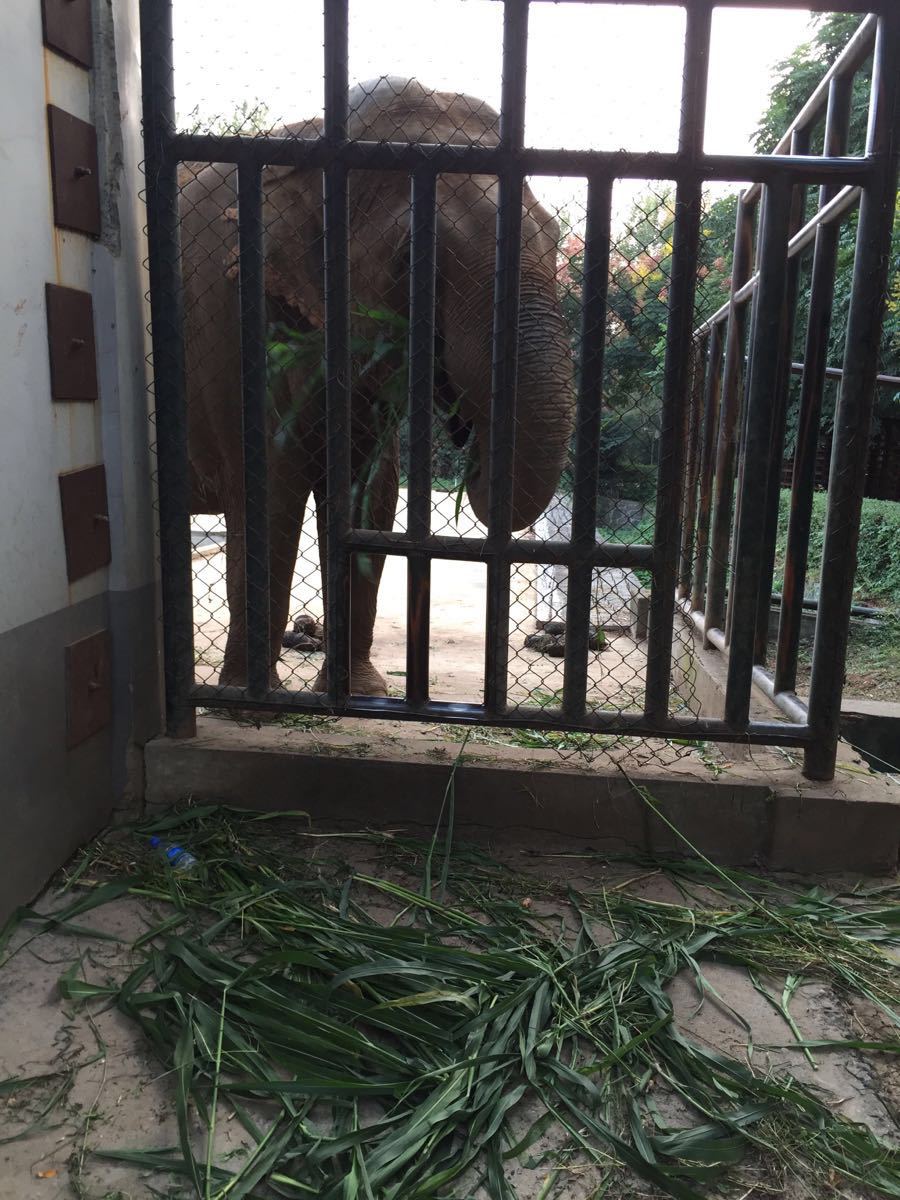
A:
[
  {"left": 192, "top": 489, "right": 651, "bottom": 713},
  {"left": 2, "top": 821, "right": 899, "bottom": 1200}
]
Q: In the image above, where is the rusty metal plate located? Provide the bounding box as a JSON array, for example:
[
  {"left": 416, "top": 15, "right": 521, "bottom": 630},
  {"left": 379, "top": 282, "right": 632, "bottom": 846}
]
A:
[
  {"left": 45, "top": 283, "right": 98, "bottom": 401},
  {"left": 58, "top": 465, "right": 111, "bottom": 581},
  {"left": 66, "top": 630, "right": 112, "bottom": 749},
  {"left": 42, "top": 0, "right": 93, "bottom": 68},
  {"left": 47, "top": 106, "right": 101, "bottom": 237}
]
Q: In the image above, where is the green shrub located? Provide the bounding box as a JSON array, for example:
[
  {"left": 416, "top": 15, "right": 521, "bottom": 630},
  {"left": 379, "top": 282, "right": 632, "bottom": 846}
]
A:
[{"left": 773, "top": 491, "right": 900, "bottom": 608}]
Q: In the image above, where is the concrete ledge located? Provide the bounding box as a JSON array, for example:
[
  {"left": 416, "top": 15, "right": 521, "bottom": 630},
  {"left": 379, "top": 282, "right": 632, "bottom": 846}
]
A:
[{"left": 144, "top": 718, "right": 900, "bottom": 874}]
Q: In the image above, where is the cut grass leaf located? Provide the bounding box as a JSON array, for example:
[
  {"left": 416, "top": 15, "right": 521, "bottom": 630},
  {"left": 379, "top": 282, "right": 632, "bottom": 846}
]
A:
[{"left": 4, "top": 804, "right": 900, "bottom": 1198}]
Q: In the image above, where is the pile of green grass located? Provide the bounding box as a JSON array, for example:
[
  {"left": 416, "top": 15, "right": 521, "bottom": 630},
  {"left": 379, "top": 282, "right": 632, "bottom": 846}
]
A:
[{"left": 3, "top": 803, "right": 900, "bottom": 1198}]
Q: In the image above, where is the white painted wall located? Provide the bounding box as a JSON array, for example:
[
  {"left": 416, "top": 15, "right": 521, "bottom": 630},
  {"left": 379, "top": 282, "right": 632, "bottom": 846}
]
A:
[{"left": 0, "top": 0, "right": 154, "bottom": 636}]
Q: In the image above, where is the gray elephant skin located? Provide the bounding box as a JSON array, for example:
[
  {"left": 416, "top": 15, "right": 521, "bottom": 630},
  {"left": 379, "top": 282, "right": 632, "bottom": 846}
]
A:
[{"left": 180, "top": 78, "right": 576, "bottom": 696}]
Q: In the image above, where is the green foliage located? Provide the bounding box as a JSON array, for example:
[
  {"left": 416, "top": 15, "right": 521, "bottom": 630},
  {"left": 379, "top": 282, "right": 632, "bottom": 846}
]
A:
[
  {"left": 17, "top": 804, "right": 900, "bottom": 1199},
  {"left": 267, "top": 307, "right": 411, "bottom": 528},
  {"left": 753, "top": 15, "right": 868, "bottom": 155},
  {"left": 179, "top": 98, "right": 273, "bottom": 137},
  {"left": 773, "top": 490, "right": 900, "bottom": 607}
]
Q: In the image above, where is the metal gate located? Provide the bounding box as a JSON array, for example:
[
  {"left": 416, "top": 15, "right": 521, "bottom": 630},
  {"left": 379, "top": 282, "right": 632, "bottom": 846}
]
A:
[{"left": 140, "top": 0, "right": 899, "bottom": 782}]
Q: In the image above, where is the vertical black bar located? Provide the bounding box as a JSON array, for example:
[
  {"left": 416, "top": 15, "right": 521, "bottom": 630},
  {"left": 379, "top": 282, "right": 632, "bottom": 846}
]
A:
[
  {"left": 677, "top": 336, "right": 706, "bottom": 598},
  {"left": 562, "top": 175, "right": 613, "bottom": 720},
  {"left": 139, "top": 0, "right": 195, "bottom": 737},
  {"left": 805, "top": 13, "right": 900, "bottom": 780},
  {"left": 237, "top": 164, "right": 271, "bottom": 698},
  {"left": 725, "top": 198, "right": 764, "bottom": 649},
  {"left": 775, "top": 74, "right": 853, "bottom": 694},
  {"left": 484, "top": 0, "right": 528, "bottom": 713},
  {"left": 690, "top": 320, "right": 723, "bottom": 612},
  {"left": 323, "top": 0, "right": 351, "bottom": 704},
  {"left": 644, "top": 0, "right": 711, "bottom": 723},
  {"left": 752, "top": 128, "right": 809, "bottom": 665},
  {"left": 705, "top": 194, "right": 754, "bottom": 643},
  {"left": 406, "top": 169, "right": 437, "bottom": 705},
  {"left": 724, "top": 180, "right": 792, "bottom": 728}
]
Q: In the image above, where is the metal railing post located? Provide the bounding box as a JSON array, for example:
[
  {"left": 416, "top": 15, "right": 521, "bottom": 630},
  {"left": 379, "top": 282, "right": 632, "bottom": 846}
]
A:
[
  {"left": 644, "top": 0, "right": 711, "bottom": 723},
  {"left": 805, "top": 13, "right": 900, "bottom": 780},
  {"left": 139, "top": 0, "right": 195, "bottom": 738},
  {"left": 322, "top": 0, "right": 352, "bottom": 705},
  {"left": 484, "top": 0, "right": 528, "bottom": 713}
]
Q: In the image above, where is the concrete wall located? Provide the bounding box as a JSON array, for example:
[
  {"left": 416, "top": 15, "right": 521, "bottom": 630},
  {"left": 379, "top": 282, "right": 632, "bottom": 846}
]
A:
[{"left": 0, "top": 1, "right": 160, "bottom": 921}]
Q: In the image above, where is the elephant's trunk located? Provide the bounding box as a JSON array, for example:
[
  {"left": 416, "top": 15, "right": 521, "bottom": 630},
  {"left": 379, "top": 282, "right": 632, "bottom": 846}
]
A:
[{"left": 464, "top": 297, "right": 575, "bottom": 531}]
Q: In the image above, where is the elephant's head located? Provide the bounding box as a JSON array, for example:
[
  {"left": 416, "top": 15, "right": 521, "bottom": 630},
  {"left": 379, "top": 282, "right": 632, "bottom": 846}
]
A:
[{"left": 262, "top": 78, "right": 576, "bottom": 531}]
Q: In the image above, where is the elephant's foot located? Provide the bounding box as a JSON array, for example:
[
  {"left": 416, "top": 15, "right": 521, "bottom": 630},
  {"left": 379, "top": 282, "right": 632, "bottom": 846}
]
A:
[{"left": 314, "top": 659, "right": 389, "bottom": 697}]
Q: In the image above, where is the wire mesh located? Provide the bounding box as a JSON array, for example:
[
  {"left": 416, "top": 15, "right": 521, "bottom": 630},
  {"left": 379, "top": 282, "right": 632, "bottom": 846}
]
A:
[{"left": 148, "top": 2, "right": 898, "bottom": 775}]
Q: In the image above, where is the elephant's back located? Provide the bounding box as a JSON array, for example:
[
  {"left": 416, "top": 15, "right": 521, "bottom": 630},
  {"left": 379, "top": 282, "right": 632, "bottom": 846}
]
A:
[{"left": 348, "top": 77, "right": 501, "bottom": 147}]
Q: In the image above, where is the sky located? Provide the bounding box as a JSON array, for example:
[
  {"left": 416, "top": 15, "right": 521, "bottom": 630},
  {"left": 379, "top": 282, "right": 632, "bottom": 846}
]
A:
[{"left": 173, "top": 2, "right": 816, "bottom": 224}]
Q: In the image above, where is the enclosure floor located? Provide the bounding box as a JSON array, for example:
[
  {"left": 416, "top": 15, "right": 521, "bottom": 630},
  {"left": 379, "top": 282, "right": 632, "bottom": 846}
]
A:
[
  {"left": 192, "top": 488, "right": 648, "bottom": 709},
  {"left": 1, "top": 827, "right": 898, "bottom": 1200}
]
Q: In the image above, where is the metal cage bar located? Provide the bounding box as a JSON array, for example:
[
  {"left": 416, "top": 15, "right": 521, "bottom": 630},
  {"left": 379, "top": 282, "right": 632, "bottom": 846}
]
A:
[
  {"left": 644, "top": 0, "right": 711, "bottom": 724},
  {"left": 690, "top": 321, "right": 724, "bottom": 612},
  {"left": 752, "top": 128, "right": 809, "bottom": 665},
  {"left": 140, "top": 0, "right": 195, "bottom": 738},
  {"left": 561, "top": 174, "right": 613, "bottom": 721},
  {"left": 703, "top": 193, "right": 754, "bottom": 644},
  {"left": 405, "top": 169, "right": 438, "bottom": 705},
  {"left": 236, "top": 163, "right": 271, "bottom": 699},
  {"left": 805, "top": 11, "right": 900, "bottom": 779},
  {"left": 775, "top": 73, "right": 854, "bottom": 694},
  {"left": 724, "top": 179, "right": 792, "bottom": 728},
  {"left": 484, "top": 0, "right": 528, "bottom": 713},
  {"left": 322, "top": 0, "right": 352, "bottom": 706}
]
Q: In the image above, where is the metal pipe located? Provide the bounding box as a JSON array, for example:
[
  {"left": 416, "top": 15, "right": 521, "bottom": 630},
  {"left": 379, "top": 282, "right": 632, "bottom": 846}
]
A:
[
  {"left": 237, "top": 163, "right": 271, "bottom": 698},
  {"left": 562, "top": 174, "right": 613, "bottom": 720},
  {"left": 190, "top": 683, "right": 812, "bottom": 749},
  {"left": 680, "top": 601, "right": 809, "bottom": 725},
  {"left": 322, "top": 0, "right": 351, "bottom": 705},
  {"left": 644, "top": 0, "right": 711, "bottom": 724},
  {"left": 484, "top": 0, "right": 528, "bottom": 714},
  {"left": 139, "top": 0, "right": 195, "bottom": 738},
  {"left": 703, "top": 194, "right": 753, "bottom": 642},
  {"left": 695, "top": 184, "right": 862, "bottom": 333},
  {"left": 346, "top": 530, "right": 655, "bottom": 567},
  {"left": 753, "top": 128, "right": 809, "bottom": 665},
  {"left": 405, "top": 169, "right": 438, "bottom": 705},
  {"left": 690, "top": 322, "right": 724, "bottom": 612},
  {"left": 776, "top": 74, "right": 854, "bottom": 694},
  {"left": 167, "top": 134, "right": 874, "bottom": 187},
  {"left": 805, "top": 12, "right": 900, "bottom": 781},
  {"left": 677, "top": 338, "right": 706, "bottom": 598},
  {"left": 724, "top": 180, "right": 792, "bottom": 728}
]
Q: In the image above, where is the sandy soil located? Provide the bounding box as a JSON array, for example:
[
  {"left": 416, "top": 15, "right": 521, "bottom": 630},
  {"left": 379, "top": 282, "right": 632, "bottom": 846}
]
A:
[{"left": 193, "top": 488, "right": 650, "bottom": 711}]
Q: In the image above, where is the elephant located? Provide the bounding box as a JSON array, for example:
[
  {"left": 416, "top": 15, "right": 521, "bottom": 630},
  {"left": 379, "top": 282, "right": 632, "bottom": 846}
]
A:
[{"left": 180, "top": 77, "right": 576, "bottom": 697}]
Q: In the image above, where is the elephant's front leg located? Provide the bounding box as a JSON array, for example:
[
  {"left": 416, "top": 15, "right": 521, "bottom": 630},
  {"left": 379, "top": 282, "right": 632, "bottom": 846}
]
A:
[
  {"left": 219, "top": 484, "right": 306, "bottom": 692},
  {"left": 314, "top": 432, "right": 400, "bottom": 697}
]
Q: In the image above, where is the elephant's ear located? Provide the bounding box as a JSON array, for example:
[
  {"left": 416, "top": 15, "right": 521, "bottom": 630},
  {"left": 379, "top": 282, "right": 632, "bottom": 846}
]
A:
[{"left": 262, "top": 165, "right": 326, "bottom": 329}]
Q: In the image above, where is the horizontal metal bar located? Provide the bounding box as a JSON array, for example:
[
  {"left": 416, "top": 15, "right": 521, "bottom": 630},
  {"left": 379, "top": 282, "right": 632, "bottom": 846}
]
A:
[
  {"left": 681, "top": 604, "right": 809, "bottom": 726},
  {"left": 168, "top": 133, "right": 874, "bottom": 186},
  {"left": 696, "top": 184, "right": 861, "bottom": 333},
  {"left": 191, "top": 684, "right": 811, "bottom": 747},
  {"left": 345, "top": 530, "right": 654, "bottom": 567},
  {"left": 787, "top": 361, "right": 900, "bottom": 387},
  {"left": 519, "top": 0, "right": 884, "bottom": 9}
]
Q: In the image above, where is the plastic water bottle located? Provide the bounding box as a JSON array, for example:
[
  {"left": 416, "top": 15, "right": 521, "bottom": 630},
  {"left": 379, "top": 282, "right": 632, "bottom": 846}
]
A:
[{"left": 149, "top": 835, "right": 198, "bottom": 872}]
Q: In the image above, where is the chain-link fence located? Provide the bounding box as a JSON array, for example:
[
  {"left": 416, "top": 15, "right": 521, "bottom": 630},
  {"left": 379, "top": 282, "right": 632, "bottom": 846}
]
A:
[{"left": 142, "top": 1, "right": 899, "bottom": 780}]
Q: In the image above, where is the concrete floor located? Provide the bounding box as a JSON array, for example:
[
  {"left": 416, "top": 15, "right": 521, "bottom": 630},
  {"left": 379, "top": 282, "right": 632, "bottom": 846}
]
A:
[{"left": 1, "top": 824, "right": 899, "bottom": 1200}]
